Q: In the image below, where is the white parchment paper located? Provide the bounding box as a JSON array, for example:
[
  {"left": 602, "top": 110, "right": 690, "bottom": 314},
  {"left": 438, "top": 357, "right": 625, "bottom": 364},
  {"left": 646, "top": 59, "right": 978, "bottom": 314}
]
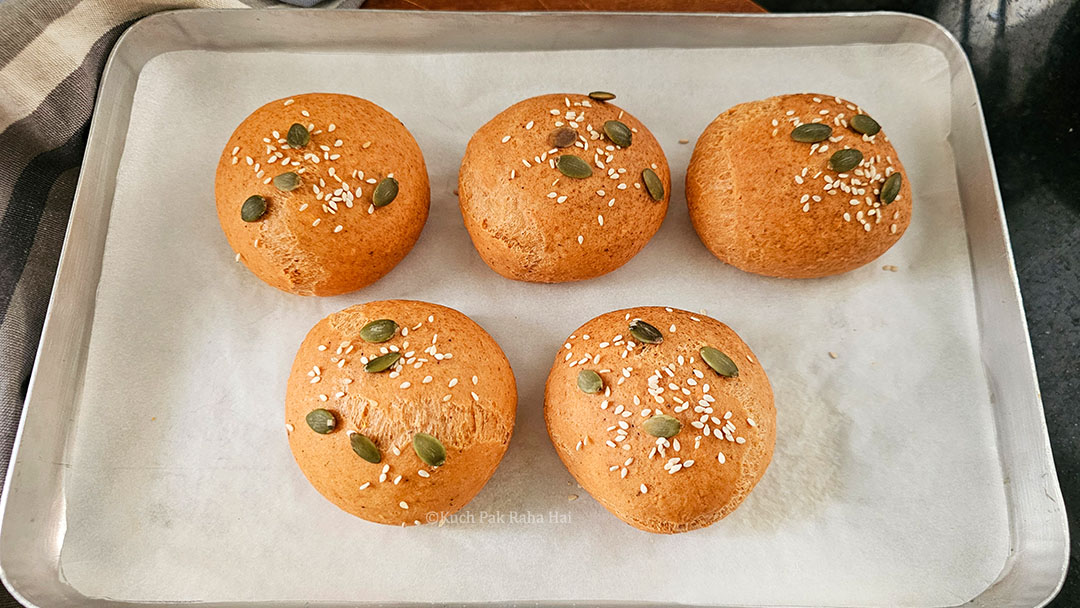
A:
[{"left": 58, "top": 42, "right": 1010, "bottom": 606}]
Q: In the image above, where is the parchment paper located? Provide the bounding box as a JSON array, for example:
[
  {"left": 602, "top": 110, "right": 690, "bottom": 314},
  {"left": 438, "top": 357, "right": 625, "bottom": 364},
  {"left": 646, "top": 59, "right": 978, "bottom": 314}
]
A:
[{"left": 58, "top": 42, "right": 1010, "bottom": 606}]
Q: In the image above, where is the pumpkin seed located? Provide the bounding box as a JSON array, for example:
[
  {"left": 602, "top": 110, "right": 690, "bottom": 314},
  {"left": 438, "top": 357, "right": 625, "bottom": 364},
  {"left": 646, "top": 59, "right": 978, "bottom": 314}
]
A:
[
  {"left": 548, "top": 127, "right": 578, "bottom": 148},
  {"left": 349, "top": 432, "right": 381, "bottom": 464},
  {"left": 413, "top": 432, "right": 446, "bottom": 467},
  {"left": 577, "top": 369, "right": 603, "bottom": 394},
  {"left": 360, "top": 319, "right": 398, "bottom": 343},
  {"left": 828, "top": 148, "right": 863, "bottom": 173},
  {"left": 241, "top": 195, "right": 266, "bottom": 222},
  {"left": 880, "top": 173, "right": 902, "bottom": 204},
  {"left": 700, "top": 346, "right": 739, "bottom": 378},
  {"left": 305, "top": 408, "right": 336, "bottom": 434},
  {"left": 364, "top": 352, "right": 401, "bottom": 373},
  {"left": 629, "top": 319, "right": 663, "bottom": 344},
  {"left": 790, "top": 123, "right": 832, "bottom": 143},
  {"left": 556, "top": 155, "right": 593, "bottom": 179},
  {"left": 373, "top": 177, "right": 398, "bottom": 207},
  {"left": 642, "top": 168, "right": 664, "bottom": 201},
  {"left": 603, "top": 120, "right": 632, "bottom": 148},
  {"left": 642, "top": 414, "right": 681, "bottom": 438},
  {"left": 287, "top": 123, "right": 310, "bottom": 148},
  {"left": 273, "top": 171, "right": 301, "bottom": 192},
  {"left": 588, "top": 91, "right": 616, "bottom": 102},
  {"left": 850, "top": 114, "right": 881, "bottom": 136}
]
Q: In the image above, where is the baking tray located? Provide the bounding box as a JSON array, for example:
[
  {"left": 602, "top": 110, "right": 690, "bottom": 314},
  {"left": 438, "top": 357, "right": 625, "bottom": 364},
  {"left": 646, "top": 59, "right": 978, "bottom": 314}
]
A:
[{"left": 0, "top": 9, "right": 1068, "bottom": 608}]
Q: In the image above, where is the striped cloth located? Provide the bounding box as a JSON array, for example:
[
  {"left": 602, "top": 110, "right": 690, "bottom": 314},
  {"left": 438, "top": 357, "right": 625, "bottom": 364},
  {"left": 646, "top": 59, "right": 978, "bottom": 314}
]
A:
[{"left": 0, "top": 1, "right": 358, "bottom": 605}]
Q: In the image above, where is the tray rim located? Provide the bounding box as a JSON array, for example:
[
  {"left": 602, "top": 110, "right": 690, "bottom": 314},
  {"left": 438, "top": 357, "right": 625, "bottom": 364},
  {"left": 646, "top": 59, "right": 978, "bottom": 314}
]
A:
[{"left": 0, "top": 8, "right": 1069, "bottom": 608}]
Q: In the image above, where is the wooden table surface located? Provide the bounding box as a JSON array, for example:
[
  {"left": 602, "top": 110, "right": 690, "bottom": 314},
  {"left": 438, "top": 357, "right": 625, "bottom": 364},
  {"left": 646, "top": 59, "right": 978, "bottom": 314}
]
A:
[{"left": 363, "top": 0, "right": 764, "bottom": 13}]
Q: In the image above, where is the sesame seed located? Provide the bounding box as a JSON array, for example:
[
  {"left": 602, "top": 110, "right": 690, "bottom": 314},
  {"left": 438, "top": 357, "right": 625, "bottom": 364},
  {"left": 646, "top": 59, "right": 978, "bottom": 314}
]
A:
[
  {"left": 400, "top": 381, "right": 411, "bottom": 389},
  {"left": 577, "top": 235, "right": 584, "bottom": 244},
  {"left": 525, "top": 121, "right": 534, "bottom": 130},
  {"left": 471, "top": 391, "right": 479, "bottom": 402},
  {"left": 399, "top": 501, "right": 409, "bottom": 509},
  {"left": 717, "top": 452, "right": 726, "bottom": 464},
  {"left": 501, "top": 135, "right": 511, "bottom": 143},
  {"left": 418, "top": 470, "right": 430, "bottom": 478}
]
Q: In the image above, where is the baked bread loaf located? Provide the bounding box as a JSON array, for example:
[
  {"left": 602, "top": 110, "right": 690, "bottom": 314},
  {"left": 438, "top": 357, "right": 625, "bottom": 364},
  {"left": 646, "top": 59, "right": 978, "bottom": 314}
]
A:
[
  {"left": 686, "top": 93, "right": 912, "bottom": 278},
  {"left": 458, "top": 93, "right": 670, "bottom": 283},
  {"left": 285, "top": 300, "right": 517, "bottom": 525},
  {"left": 545, "top": 307, "right": 774, "bottom": 533},
  {"left": 216, "top": 93, "right": 429, "bottom": 296}
]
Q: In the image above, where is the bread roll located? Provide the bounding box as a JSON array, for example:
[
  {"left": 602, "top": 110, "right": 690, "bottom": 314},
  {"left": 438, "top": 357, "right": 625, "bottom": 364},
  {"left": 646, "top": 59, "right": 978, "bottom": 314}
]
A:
[
  {"left": 686, "top": 93, "right": 911, "bottom": 278},
  {"left": 286, "top": 300, "right": 516, "bottom": 525},
  {"left": 545, "top": 307, "right": 774, "bottom": 533},
  {"left": 459, "top": 93, "right": 670, "bottom": 283},
  {"left": 216, "top": 93, "right": 429, "bottom": 296}
]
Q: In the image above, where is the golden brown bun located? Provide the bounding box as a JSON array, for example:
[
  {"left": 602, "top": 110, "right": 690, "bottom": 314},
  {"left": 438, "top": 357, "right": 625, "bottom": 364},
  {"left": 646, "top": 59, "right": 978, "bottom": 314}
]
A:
[
  {"left": 216, "top": 93, "right": 430, "bottom": 296},
  {"left": 285, "top": 300, "right": 517, "bottom": 525},
  {"left": 686, "top": 93, "right": 912, "bottom": 279},
  {"left": 458, "top": 93, "right": 670, "bottom": 283},
  {"left": 544, "top": 307, "right": 774, "bottom": 534}
]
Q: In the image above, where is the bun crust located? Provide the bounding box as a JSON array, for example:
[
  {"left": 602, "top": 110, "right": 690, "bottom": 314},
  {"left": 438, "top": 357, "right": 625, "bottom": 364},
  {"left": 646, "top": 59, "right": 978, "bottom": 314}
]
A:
[
  {"left": 216, "top": 93, "right": 430, "bottom": 296},
  {"left": 285, "top": 300, "right": 516, "bottom": 525},
  {"left": 686, "top": 93, "right": 912, "bottom": 278},
  {"left": 459, "top": 93, "right": 670, "bottom": 283},
  {"left": 544, "top": 307, "right": 774, "bottom": 533}
]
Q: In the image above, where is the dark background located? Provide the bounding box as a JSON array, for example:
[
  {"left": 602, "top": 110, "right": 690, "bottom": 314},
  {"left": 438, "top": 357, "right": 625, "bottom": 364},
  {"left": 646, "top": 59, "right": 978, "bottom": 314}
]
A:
[{"left": 757, "top": 0, "right": 1079, "bottom": 604}]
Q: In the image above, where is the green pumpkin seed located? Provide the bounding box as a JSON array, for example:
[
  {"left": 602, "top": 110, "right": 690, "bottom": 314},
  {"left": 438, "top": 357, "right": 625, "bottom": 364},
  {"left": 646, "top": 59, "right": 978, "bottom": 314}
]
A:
[
  {"left": 700, "top": 346, "right": 739, "bottom": 378},
  {"left": 556, "top": 155, "right": 592, "bottom": 179},
  {"left": 349, "top": 432, "right": 381, "bottom": 464},
  {"left": 360, "top": 319, "right": 398, "bottom": 343},
  {"left": 629, "top": 319, "right": 663, "bottom": 344},
  {"left": 790, "top": 123, "right": 832, "bottom": 143},
  {"left": 287, "top": 123, "right": 310, "bottom": 148},
  {"left": 413, "top": 432, "right": 446, "bottom": 467},
  {"left": 828, "top": 148, "right": 864, "bottom": 173},
  {"left": 364, "top": 352, "right": 401, "bottom": 373},
  {"left": 549, "top": 127, "right": 578, "bottom": 148},
  {"left": 642, "top": 168, "right": 664, "bottom": 201},
  {"left": 372, "top": 177, "right": 398, "bottom": 208},
  {"left": 603, "top": 120, "right": 632, "bottom": 148},
  {"left": 588, "top": 91, "right": 616, "bottom": 102},
  {"left": 850, "top": 114, "right": 881, "bottom": 136},
  {"left": 880, "top": 173, "right": 902, "bottom": 204},
  {"left": 305, "top": 408, "right": 336, "bottom": 434},
  {"left": 577, "top": 369, "right": 603, "bottom": 394},
  {"left": 240, "top": 195, "right": 266, "bottom": 222},
  {"left": 642, "top": 414, "right": 681, "bottom": 438},
  {"left": 273, "top": 171, "right": 301, "bottom": 192}
]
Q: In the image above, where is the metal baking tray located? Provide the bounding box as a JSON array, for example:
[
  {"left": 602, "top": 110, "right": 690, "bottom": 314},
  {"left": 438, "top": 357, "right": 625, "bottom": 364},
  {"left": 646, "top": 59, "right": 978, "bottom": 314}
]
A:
[{"left": 0, "top": 9, "right": 1068, "bottom": 608}]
